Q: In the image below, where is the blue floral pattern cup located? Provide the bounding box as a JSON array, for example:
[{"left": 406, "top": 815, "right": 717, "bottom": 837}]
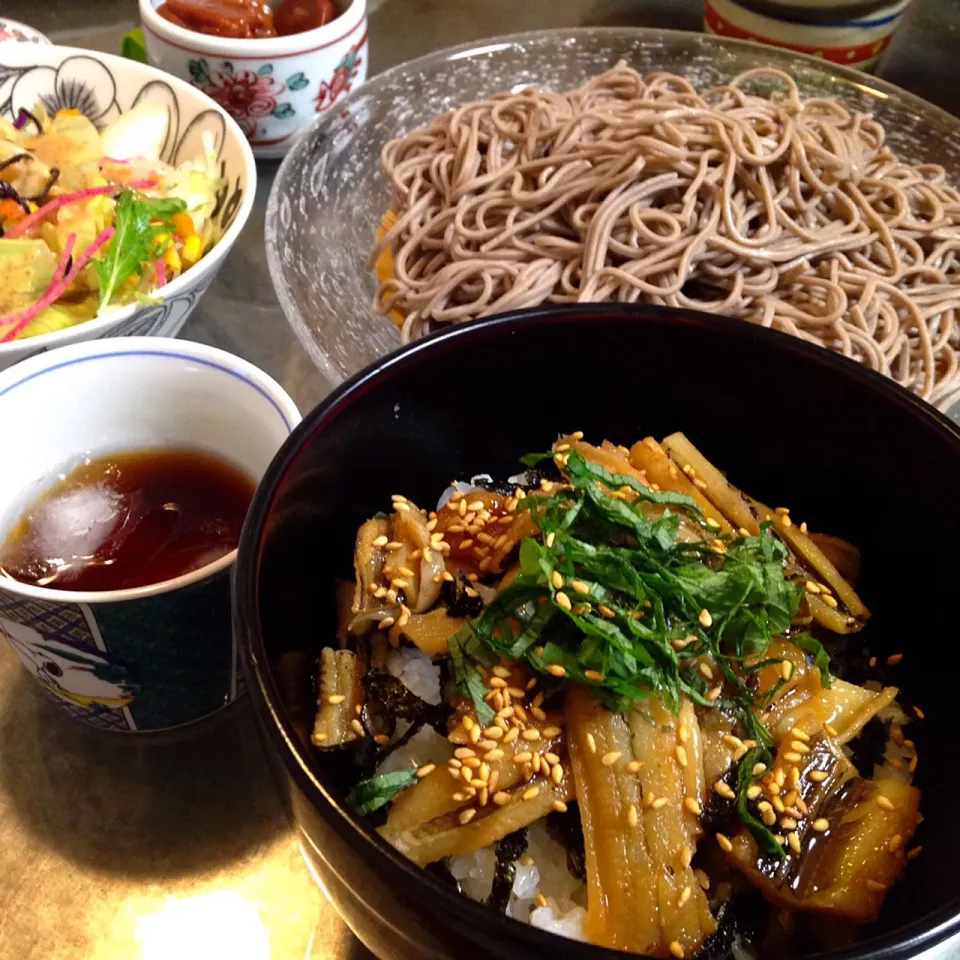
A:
[{"left": 0, "top": 339, "right": 300, "bottom": 731}]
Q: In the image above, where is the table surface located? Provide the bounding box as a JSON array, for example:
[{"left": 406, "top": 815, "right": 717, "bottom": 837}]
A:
[{"left": 2, "top": 1, "right": 960, "bottom": 958}]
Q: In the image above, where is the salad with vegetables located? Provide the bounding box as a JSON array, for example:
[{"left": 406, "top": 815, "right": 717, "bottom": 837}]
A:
[{"left": 0, "top": 102, "right": 224, "bottom": 343}]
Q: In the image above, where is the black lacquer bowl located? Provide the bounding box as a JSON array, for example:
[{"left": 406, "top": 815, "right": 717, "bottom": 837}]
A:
[{"left": 234, "top": 305, "right": 960, "bottom": 960}]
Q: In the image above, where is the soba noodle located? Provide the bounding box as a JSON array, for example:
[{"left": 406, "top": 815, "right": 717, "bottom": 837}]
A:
[{"left": 369, "top": 64, "right": 960, "bottom": 409}]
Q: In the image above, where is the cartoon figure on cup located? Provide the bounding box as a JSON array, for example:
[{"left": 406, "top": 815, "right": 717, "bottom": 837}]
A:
[{"left": 0, "top": 617, "right": 136, "bottom": 710}]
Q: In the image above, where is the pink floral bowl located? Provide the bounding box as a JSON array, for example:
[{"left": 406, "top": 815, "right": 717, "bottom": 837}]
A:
[{"left": 139, "top": 0, "right": 368, "bottom": 160}]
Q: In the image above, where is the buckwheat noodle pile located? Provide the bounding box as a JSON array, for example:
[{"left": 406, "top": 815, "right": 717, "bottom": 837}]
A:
[{"left": 369, "top": 63, "right": 960, "bottom": 408}]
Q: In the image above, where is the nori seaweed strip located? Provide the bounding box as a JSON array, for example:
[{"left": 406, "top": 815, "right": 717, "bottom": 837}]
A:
[
  {"left": 546, "top": 803, "right": 586, "bottom": 881},
  {"left": 487, "top": 829, "right": 528, "bottom": 914},
  {"left": 353, "top": 670, "right": 452, "bottom": 776},
  {"left": 441, "top": 573, "right": 484, "bottom": 618},
  {"left": 361, "top": 669, "right": 450, "bottom": 734}
]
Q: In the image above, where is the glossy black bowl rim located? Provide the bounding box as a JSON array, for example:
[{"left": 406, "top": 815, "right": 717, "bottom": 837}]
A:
[{"left": 236, "top": 303, "right": 960, "bottom": 960}]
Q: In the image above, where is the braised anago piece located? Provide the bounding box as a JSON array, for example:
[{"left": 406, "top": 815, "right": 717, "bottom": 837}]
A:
[{"left": 324, "top": 431, "right": 921, "bottom": 958}]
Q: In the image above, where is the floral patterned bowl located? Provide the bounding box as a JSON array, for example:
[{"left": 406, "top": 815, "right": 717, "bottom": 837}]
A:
[
  {"left": 139, "top": 0, "right": 368, "bottom": 160},
  {"left": 0, "top": 17, "right": 50, "bottom": 45},
  {"left": 0, "top": 44, "right": 256, "bottom": 372}
]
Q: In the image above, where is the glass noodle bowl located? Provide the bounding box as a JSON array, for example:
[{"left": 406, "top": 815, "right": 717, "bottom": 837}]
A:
[{"left": 265, "top": 27, "right": 960, "bottom": 416}]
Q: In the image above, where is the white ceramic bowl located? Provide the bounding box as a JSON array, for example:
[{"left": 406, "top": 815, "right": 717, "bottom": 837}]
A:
[
  {"left": 0, "top": 337, "right": 301, "bottom": 732},
  {"left": 140, "top": 0, "right": 368, "bottom": 159},
  {"left": 0, "top": 17, "right": 50, "bottom": 44},
  {"left": 704, "top": 0, "right": 912, "bottom": 68},
  {"left": 0, "top": 44, "right": 256, "bottom": 373}
]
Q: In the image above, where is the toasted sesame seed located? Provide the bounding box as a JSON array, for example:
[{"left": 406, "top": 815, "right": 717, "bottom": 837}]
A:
[
  {"left": 601, "top": 751, "right": 623, "bottom": 767},
  {"left": 866, "top": 880, "right": 886, "bottom": 893},
  {"left": 699, "top": 608, "right": 713, "bottom": 628},
  {"left": 652, "top": 797, "right": 669, "bottom": 810},
  {"left": 586, "top": 733, "right": 596, "bottom": 754},
  {"left": 684, "top": 797, "right": 702, "bottom": 816},
  {"left": 876, "top": 795, "right": 895, "bottom": 811},
  {"left": 716, "top": 833, "right": 733, "bottom": 853},
  {"left": 714, "top": 781, "right": 736, "bottom": 800},
  {"left": 351, "top": 719, "right": 365, "bottom": 737},
  {"left": 676, "top": 746, "right": 689, "bottom": 768},
  {"left": 669, "top": 941, "right": 684, "bottom": 959}
]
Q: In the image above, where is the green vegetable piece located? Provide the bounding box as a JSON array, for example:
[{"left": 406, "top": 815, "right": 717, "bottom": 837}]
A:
[
  {"left": 121, "top": 28, "right": 148, "bottom": 64},
  {"left": 347, "top": 769, "right": 419, "bottom": 815},
  {"left": 736, "top": 746, "right": 785, "bottom": 858},
  {"left": 792, "top": 633, "right": 833, "bottom": 688},
  {"left": 94, "top": 189, "right": 186, "bottom": 310},
  {"left": 448, "top": 625, "right": 496, "bottom": 725}
]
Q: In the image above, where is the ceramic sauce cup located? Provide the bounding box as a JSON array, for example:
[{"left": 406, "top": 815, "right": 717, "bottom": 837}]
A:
[
  {"left": 0, "top": 338, "right": 300, "bottom": 732},
  {"left": 139, "top": 0, "right": 368, "bottom": 159}
]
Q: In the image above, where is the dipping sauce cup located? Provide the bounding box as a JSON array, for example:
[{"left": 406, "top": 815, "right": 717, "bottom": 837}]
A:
[{"left": 0, "top": 338, "right": 300, "bottom": 732}]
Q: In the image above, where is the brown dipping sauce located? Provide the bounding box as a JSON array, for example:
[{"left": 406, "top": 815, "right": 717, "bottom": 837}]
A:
[
  {"left": 156, "top": 0, "right": 339, "bottom": 39},
  {"left": 0, "top": 448, "right": 255, "bottom": 592}
]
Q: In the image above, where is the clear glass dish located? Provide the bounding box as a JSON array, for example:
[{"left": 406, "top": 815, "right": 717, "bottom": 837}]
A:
[{"left": 265, "top": 26, "right": 960, "bottom": 389}]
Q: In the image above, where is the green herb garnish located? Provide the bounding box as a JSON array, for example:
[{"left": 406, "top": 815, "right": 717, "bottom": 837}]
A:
[
  {"left": 449, "top": 624, "right": 497, "bottom": 725},
  {"left": 347, "top": 769, "right": 419, "bottom": 815},
  {"left": 736, "top": 746, "right": 785, "bottom": 858},
  {"left": 95, "top": 189, "right": 186, "bottom": 309},
  {"left": 468, "top": 449, "right": 801, "bottom": 715},
  {"left": 792, "top": 634, "right": 832, "bottom": 687}
]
